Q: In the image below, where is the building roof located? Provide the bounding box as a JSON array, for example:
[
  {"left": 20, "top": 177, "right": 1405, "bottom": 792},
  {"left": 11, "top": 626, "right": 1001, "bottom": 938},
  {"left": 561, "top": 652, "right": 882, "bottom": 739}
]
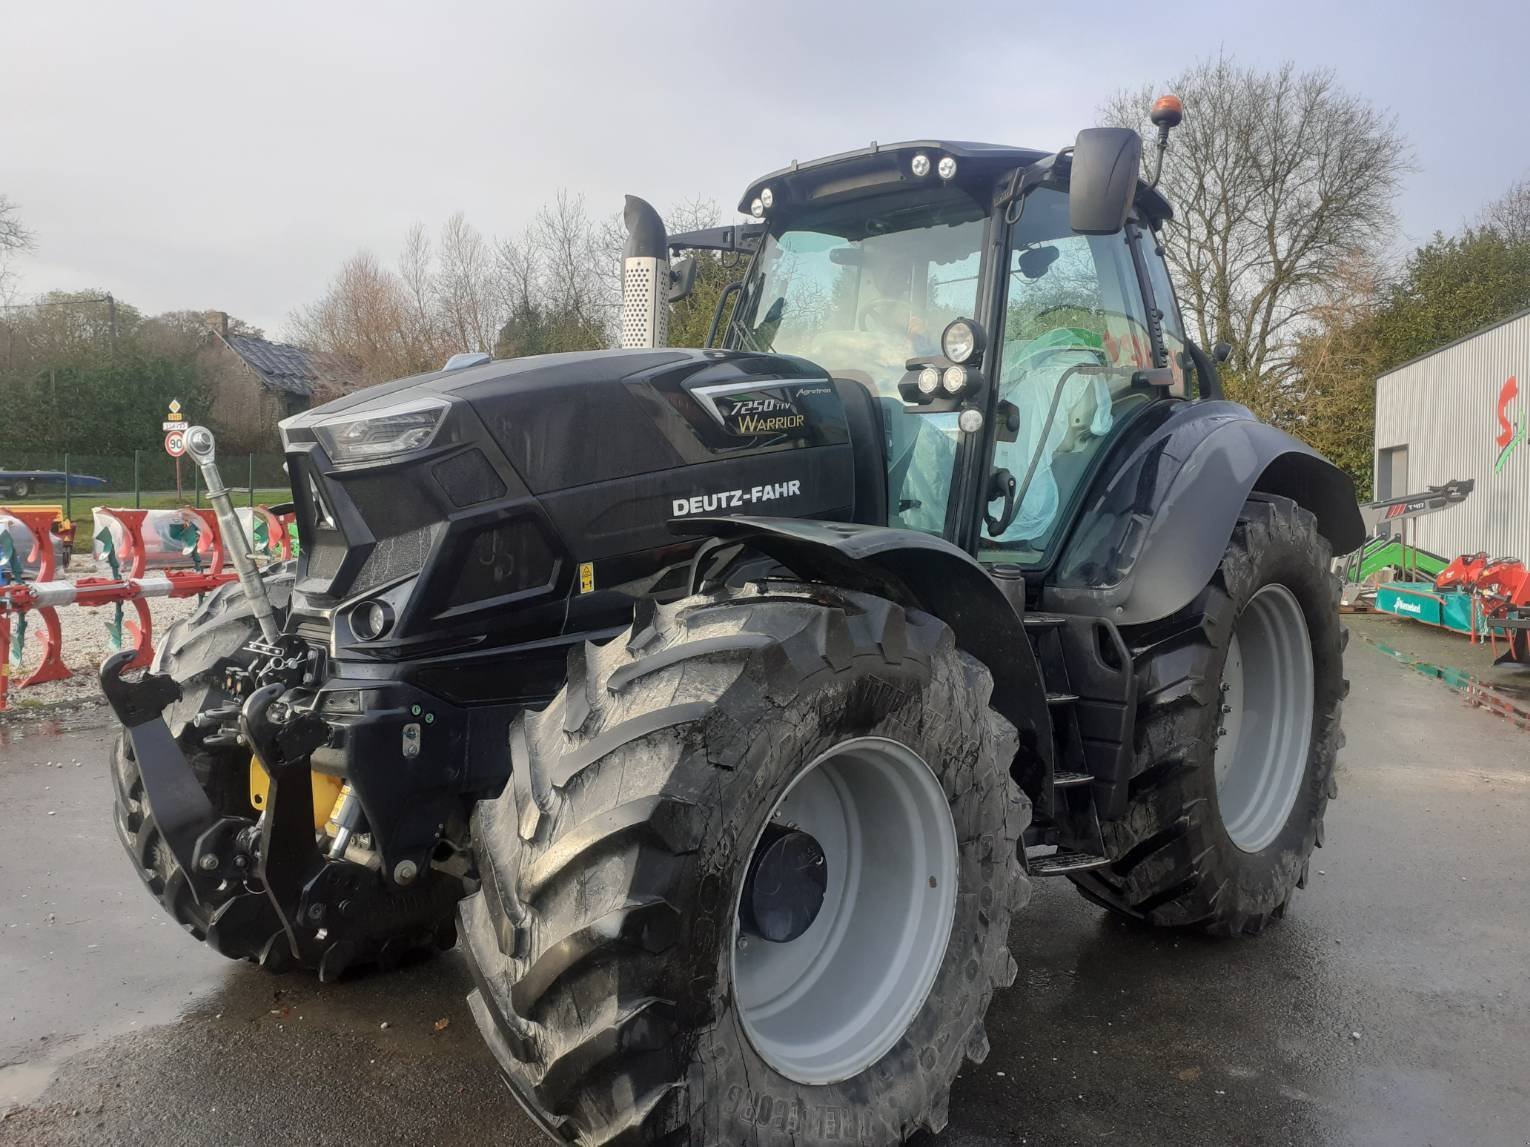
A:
[{"left": 224, "top": 335, "right": 362, "bottom": 397}]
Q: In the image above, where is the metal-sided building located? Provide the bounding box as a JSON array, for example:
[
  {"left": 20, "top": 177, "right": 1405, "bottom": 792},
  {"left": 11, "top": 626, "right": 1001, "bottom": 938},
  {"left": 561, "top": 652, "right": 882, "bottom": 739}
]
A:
[{"left": 1374, "top": 307, "right": 1530, "bottom": 560}]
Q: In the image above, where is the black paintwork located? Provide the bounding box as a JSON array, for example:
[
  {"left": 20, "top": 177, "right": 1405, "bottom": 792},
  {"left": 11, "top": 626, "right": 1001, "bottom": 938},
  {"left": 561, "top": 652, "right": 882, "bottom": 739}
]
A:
[
  {"left": 281, "top": 348, "right": 854, "bottom": 655},
  {"left": 241, "top": 141, "right": 1360, "bottom": 882},
  {"left": 1043, "top": 400, "right": 1364, "bottom": 625}
]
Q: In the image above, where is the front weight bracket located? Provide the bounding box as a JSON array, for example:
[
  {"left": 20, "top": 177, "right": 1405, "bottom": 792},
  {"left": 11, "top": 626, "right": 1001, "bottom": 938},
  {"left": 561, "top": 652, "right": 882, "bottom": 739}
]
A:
[{"left": 240, "top": 682, "right": 330, "bottom": 964}]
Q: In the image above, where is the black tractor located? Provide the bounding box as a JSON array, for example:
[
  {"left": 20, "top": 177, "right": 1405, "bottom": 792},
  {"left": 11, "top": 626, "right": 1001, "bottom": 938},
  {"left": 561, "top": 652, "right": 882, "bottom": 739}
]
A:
[{"left": 102, "top": 102, "right": 1363, "bottom": 1146}]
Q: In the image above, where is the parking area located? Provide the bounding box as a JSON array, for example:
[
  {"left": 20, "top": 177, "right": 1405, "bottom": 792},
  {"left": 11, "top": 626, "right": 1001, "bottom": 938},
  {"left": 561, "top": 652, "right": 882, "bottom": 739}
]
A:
[{"left": 2, "top": 634, "right": 1527, "bottom": 1146}]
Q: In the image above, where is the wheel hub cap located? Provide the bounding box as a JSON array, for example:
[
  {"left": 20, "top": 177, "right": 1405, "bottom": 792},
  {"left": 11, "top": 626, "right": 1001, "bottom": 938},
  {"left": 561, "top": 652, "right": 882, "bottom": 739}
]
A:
[
  {"left": 732, "top": 737, "right": 958, "bottom": 1085},
  {"left": 740, "top": 825, "right": 829, "bottom": 944}
]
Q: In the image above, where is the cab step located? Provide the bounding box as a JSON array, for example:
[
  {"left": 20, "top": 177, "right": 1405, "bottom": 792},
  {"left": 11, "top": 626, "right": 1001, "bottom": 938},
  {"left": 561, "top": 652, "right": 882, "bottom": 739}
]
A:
[
  {"left": 1025, "top": 847, "right": 1111, "bottom": 876},
  {"left": 1052, "top": 770, "right": 1093, "bottom": 787}
]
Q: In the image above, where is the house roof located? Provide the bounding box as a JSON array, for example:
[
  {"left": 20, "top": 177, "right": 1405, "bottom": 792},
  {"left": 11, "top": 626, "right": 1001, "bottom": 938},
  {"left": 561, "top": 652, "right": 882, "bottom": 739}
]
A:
[{"left": 224, "top": 335, "right": 362, "bottom": 397}]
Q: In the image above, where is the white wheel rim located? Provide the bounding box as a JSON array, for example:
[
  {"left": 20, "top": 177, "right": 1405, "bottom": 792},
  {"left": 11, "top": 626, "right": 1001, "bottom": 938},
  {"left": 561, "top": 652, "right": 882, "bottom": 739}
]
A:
[
  {"left": 1213, "top": 584, "right": 1316, "bottom": 853},
  {"left": 732, "top": 737, "right": 958, "bottom": 1084}
]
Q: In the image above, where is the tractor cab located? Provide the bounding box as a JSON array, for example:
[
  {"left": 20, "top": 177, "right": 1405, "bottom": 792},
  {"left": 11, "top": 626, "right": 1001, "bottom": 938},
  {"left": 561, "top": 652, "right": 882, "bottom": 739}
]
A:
[{"left": 653, "top": 130, "right": 1207, "bottom": 571}]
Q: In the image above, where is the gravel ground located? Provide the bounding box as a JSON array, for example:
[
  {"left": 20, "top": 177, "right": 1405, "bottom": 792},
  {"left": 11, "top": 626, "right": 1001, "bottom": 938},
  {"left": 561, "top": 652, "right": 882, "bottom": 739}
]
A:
[{"left": 2, "top": 557, "right": 203, "bottom": 715}]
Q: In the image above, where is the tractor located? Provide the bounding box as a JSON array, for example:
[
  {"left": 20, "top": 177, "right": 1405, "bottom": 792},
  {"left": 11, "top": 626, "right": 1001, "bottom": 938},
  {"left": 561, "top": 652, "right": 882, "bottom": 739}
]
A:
[{"left": 101, "top": 98, "right": 1363, "bottom": 1146}]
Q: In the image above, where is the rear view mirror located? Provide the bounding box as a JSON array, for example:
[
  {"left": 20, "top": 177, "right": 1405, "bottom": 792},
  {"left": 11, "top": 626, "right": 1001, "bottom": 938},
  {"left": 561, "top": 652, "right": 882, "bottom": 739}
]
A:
[
  {"left": 1068, "top": 128, "right": 1142, "bottom": 235},
  {"left": 668, "top": 256, "right": 699, "bottom": 303}
]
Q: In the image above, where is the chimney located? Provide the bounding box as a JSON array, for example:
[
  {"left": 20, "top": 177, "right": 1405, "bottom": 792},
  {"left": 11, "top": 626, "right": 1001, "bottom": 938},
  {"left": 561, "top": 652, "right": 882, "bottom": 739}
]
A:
[{"left": 205, "top": 310, "right": 229, "bottom": 339}]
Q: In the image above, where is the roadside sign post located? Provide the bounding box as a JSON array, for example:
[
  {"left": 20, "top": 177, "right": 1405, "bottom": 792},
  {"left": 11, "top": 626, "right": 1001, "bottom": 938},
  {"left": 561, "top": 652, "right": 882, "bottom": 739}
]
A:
[{"left": 163, "top": 399, "right": 187, "bottom": 503}]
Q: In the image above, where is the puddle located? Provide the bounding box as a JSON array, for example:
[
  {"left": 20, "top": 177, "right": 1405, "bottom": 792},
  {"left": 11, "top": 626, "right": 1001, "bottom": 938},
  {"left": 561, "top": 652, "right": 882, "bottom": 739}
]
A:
[
  {"left": 0, "top": 708, "right": 109, "bottom": 747},
  {"left": 1360, "top": 634, "right": 1530, "bottom": 731}
]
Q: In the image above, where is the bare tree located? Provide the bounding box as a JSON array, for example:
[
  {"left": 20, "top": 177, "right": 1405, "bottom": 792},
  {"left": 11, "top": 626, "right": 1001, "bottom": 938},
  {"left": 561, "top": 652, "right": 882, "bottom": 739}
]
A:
[
  {"left": 1104, "top": 56, "right": 1409, "bottom": 398},
  {"left": 398, "top": 222, "right": 442, "bottom": 363},
  {"left": 288, "top": 252, "right": 420, "bottom": 382},
  {"left": 0, "top": 194, "right": 36, "bottom": 303},
  {"left": 437, "top": 212, "right": 498, "bottom": 354},
  {"left": 1480, "top": 176, "right": 1530, "bottom": 245}
]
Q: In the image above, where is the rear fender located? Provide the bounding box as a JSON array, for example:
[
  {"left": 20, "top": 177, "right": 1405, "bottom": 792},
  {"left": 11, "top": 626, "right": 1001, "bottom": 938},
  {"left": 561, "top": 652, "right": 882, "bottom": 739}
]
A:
[
  {"left": 1046, "top": 403, "right": 1364, "bottom": 625},
  {"left": 678, "top": 517, "right": 1055, "bottom": 802}
]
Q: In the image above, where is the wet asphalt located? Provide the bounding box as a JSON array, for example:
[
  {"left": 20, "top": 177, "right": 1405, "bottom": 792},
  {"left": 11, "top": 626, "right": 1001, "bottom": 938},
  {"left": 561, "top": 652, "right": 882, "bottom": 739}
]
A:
[{"left": 1, "top": 636, "right": 1527, "bottom": 1146}]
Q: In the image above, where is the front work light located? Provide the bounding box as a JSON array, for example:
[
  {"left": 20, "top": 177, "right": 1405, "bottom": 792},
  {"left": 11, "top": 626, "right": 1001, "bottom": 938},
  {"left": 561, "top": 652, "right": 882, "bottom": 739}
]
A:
[
  {"left": 760, "top": 187, "right": 775, "bottom": 209},
  {"left": 313, "top": 396, "right": 450, "bottom": 464},
  {"left": 750, "top": 197, "right": 766, "bottom": 218},
  {"left": 942, "top": 365, "right": 968, "bottom": 394},
  {"left": 911, "top": 153, "right": 931, "bottom": 177},
  {"left": 917, "top": 366, "right": 941, "bottom": 395},
  {"left": 941, "top": 318, "right": 983, "bottom": 364},
  {"left": 937, "top": 156, "right": 958, "bottom": 180}
]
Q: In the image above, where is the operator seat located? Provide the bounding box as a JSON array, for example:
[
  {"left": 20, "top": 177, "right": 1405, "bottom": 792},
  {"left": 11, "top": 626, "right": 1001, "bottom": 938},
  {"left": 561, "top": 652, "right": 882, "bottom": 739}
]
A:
[{"left": 831, "top": 373, "right": 890, "bottom": 527}]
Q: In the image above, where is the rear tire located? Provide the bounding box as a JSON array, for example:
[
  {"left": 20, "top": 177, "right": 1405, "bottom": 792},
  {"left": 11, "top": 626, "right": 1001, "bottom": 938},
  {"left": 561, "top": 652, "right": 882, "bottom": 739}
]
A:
[
  {"left": 462, "top": 582, "right": 1031, "bottom": 1145},
  {"left": 1070, "top": 495, "right": 1346, "bottom": 934}
]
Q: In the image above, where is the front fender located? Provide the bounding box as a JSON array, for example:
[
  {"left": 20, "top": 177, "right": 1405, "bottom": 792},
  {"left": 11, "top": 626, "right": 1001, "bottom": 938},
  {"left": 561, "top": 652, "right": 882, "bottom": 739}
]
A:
[
  {"left": 1046, "top": 403, "right": 1364, "bottom": 625},
  {"left": 677, "top": 516, "right": 1055, "bottom": 798}
]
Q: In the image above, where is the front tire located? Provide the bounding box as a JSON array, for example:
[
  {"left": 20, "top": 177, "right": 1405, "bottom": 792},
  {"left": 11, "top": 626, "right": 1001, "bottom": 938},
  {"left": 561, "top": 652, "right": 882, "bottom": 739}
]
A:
[
  {"left": 1070, "top": 495, "right": 1346, "bottom": 934},
  {"left": 462, "top": 583, "right": 1031, "bottom": 1145},
  {"left": 110, "top": 566, "right": 296, "bottom": 949}
]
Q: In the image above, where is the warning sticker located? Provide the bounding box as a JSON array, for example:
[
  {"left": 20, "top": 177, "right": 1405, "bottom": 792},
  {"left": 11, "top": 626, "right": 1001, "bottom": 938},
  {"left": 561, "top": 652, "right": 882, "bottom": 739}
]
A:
[{"left": 578, "top": 562, "right": 596, "bottom": 594}]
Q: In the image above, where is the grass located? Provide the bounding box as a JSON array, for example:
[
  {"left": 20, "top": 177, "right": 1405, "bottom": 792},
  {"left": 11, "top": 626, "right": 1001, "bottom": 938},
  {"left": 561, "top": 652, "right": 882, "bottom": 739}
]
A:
[{"left": 3, "top": 488, "right": 291, "bottom": 517}]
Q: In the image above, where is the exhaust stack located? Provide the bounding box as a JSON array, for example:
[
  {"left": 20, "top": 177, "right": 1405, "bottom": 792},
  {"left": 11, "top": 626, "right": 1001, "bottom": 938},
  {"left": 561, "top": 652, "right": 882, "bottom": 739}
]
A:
[{"left": 620, "top": 196, "right": 668, "bottom": 349}]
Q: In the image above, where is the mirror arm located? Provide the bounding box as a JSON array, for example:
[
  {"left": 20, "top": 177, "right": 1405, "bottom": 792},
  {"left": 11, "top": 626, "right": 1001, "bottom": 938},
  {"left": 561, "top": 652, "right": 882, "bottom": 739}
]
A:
[
  {"left": 1184, "top": 341, "right": 1224, "bottom": 401},
  {"left": 706, "top": 281, "right": 743, "bottom": 348},
  {"left": 996, "top": 149, "right": 1070, "bottom": 224}
]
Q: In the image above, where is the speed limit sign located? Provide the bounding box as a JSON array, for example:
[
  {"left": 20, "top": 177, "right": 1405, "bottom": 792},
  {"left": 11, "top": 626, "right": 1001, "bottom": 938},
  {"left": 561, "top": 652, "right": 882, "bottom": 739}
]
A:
[{"left": 164, "top": 428, "right": 187, "bottom": 457}]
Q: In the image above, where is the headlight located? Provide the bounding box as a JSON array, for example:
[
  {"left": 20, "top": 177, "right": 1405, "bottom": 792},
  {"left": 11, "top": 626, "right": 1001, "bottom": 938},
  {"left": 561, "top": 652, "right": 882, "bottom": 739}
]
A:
[
  {"left": 942, "top": 318, "right": 982, "bottom": 364},
  {"left": 917, "top": 366, "right": 941, "bottom": 395},
  {"left": 313, "top": 397, "right": 449, "bottom": 464}
]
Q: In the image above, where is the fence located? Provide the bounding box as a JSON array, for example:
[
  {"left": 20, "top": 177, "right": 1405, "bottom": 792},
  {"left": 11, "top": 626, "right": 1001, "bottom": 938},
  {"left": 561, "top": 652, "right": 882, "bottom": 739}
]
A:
[{"left": 0, "top": 451, "right": 289, "bottom": 516}]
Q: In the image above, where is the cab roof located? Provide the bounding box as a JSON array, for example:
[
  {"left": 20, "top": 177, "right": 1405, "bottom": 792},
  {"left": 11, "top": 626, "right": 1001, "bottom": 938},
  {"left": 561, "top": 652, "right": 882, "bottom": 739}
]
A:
[{"left": 739, "top": 139, "right": 1172, "bottom": 225}]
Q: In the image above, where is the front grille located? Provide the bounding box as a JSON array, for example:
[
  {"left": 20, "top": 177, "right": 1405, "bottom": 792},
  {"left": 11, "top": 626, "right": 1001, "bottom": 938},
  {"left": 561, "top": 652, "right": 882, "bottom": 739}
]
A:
[
  {"left": 352, "top": 523, "right": 447, "bottom": 596},
  {"left": 306, "top": 530, "right": 346, "bottom": 580}
]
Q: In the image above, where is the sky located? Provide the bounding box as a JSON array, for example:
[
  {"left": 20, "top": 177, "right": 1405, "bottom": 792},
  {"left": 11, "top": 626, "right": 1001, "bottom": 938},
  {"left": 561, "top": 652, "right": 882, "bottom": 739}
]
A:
[{"left": 4, "top": 0, "right": 1528, "bottom": 339}]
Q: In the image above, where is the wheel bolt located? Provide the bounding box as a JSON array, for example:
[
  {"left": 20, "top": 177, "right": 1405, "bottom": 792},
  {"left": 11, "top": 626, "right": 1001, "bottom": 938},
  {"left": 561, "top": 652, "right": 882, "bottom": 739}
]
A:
[
  {"left": 198, "top": 854, "right": 219, "bottom": 871},
  {"left": 1218, "top": 726, "right": 1228, "bottom": 736},
  {"left": 736, "top": 936, "right": 749, "bottom": 952}
]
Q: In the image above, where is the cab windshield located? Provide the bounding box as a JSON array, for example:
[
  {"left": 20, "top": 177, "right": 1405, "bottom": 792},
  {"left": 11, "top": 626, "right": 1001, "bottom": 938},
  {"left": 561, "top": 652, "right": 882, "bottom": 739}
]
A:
[{"left": 727, "top": 190, "right": 987, "bottom": 535}]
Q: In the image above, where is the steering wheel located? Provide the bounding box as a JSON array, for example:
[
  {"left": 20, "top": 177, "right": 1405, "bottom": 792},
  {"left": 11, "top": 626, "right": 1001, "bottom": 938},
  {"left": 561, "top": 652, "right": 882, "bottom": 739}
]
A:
[{"left": 859, "top": 297, "right": 911, "bottom": 333}]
